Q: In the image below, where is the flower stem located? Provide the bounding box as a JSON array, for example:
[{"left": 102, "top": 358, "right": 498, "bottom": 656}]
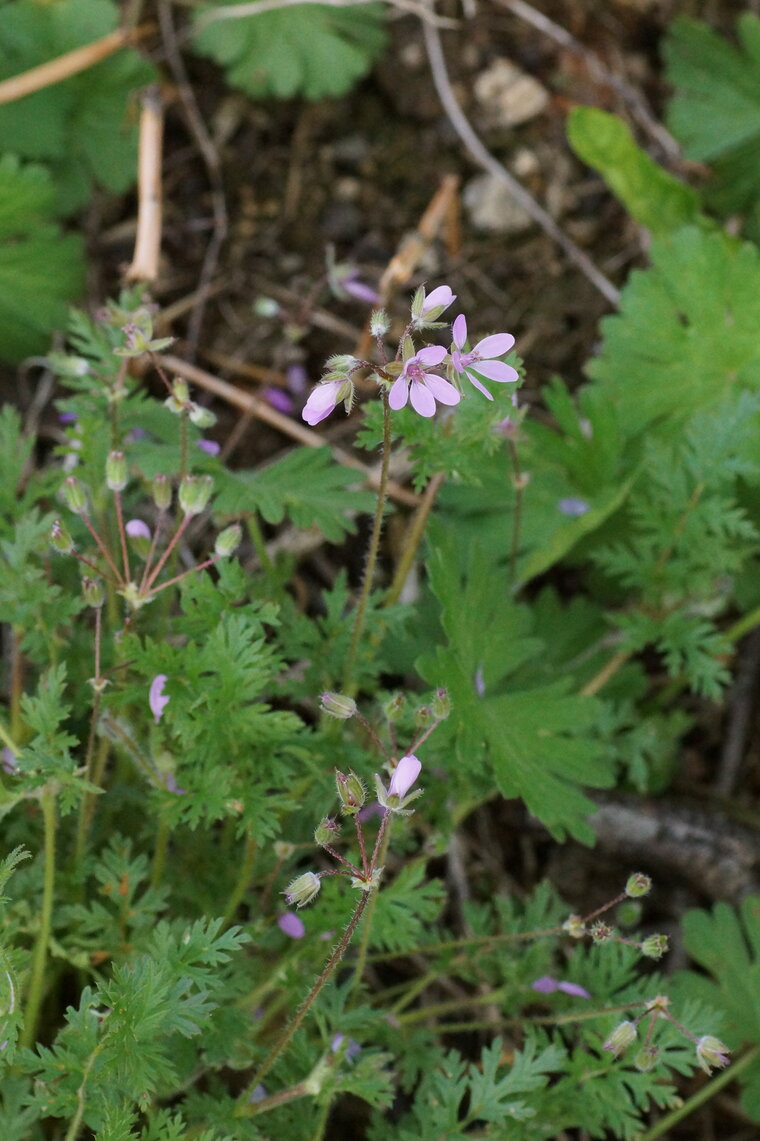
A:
[
  {"left": 21, "top": 789, "right": 56, "bottom": 1048},
  {"left": 221, "top": 831, "right": 257, "bottom": 928},
  {"left": 235, "top": 890, "right": 371, "bottom": 1112},
  {"left": 342, "top": 391, "right": 392, "bottom": 693},
  {"left": 348, "top": 813, "right": 391, "bottom": 995},
  {"left": 385, "top": 471, "right": 445, "bottom": 607}
]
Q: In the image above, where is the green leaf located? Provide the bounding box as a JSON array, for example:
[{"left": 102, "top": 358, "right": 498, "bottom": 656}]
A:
[
  {"left": 664, "top": 15, "right": 760, "bottom": 223},
  {"left": 0, "top": 0, "right": 157, "bottom": 213},
  {"left": 213, "top": 447, "right": 375, "bottom": 543},
  {"left": 586, "top": 227, "right": 760, "bottom": 436},
  {"left": 191, "top": 1, "right": 387, "bottom": 100},
  {"left": 567, "top": 107, "right": 705, "bottom": 235},
  {"left": 0, "top": 155, "right": 84, "bottom": 361},
  {"left": 418, "top": 522, "right": 614, "bottom": 843}
]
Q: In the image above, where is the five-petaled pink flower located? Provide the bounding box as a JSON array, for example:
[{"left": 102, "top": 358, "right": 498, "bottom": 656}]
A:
[
  {"left": 149, "top": 674, "right": 170, "bottom": 723},
  {"left": 388, "top": 346, "right": 461, "bottom": 418},
  {"left": 450, "top": 314, "right": 518, "bottom": 400}
]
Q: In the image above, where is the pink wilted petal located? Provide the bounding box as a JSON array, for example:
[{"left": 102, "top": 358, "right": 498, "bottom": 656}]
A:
[
  {"left": 474, "top": 333, "right": 515, "bottom": 357},
  {"left": 196, "top": 438, "right": 221, "bottom": 456},
  {"left": 388, "top": 754, "right": 421, "bottom": 798},
  {"left": 531, "top": 976, "right": 560, "bottom": 994},
  {"left": 452, "top": 314, "right": 467, "bottom": 348},
  {"left": 471, "top": 360, "right": 519, "bottom": 384},
  {"left": 424, "top": 374, "right": 461, "bottom": 406},
  {"left": 149, "top": 675, "right": 170, "bottom": 723},
  {"left": 422, "top": 285, "right": 456, "bottom": 314},
  {"left": 278, "top": 912, "right": 306, "bottom": 939},
  {"left": 557, "top": 980, "right": 592, "bottom": 999},
  {"left": 126, "top": 519, "right": 151, "bottom": 540},
  {"left": 388, "top": 375, "right": 410, "bottom": 410},
  {"left": 415, "top": 344, "right": 448, "bottom": 367},
  {"left": 409, "top": 381, "right": 437, "bottom": 418}
]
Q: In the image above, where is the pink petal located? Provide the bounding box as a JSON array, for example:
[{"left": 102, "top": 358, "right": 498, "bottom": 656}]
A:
[
  {"left": 474, "top": 333, "right": 514, "bottom": 357},
  {"left": 388, "top": 754, "right": 421, "bottom": 797},
  {"left": 471, "top": 360, "right": 519, "bottom": 384},
  {"left": 149, "top": 675, "right": 170, "bottom": 723},
  {"left": 126, "top": 519, "right": 151, "bottom": 540},
  {"left": 388, "top": 376, "right": 410, "bottom": 410},
  {"left": 424, "top": 374, "right": 461, "bottom": 406},
  {"left": 302, "top": 381, "right": 341, "bottom": 426},
  {"left": 422, "top": 285, "right": 455, "bottom": 313},
  {"left": 415, "top": 344, "right": 448, "bottom": 367},
  {"left": 278, "top": 912, "right": 306, "bottom": 939},
  {"left": 464, "top": 370, "right": 494, "bottom": 399},
  {"left": 409, "top": 380, "right": 437, "bottom": 417},
  {"left": 452, "top": 314, "right": 467, "bottom": 349}
]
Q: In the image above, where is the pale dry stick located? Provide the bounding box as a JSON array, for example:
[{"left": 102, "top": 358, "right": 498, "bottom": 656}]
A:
[
  {"left": 154, "top": 352, "right": 420, "bottom": 507},
  {"left": 0, "top": 29, "right": 131, "bottom": 104},
  {"left": 421, "top": 10, "right": 621, "bottom": 308},
  {"left": 192, "top": 0, "right": 457, "bottom": 34},
  {"left": 499, "top": 0, "right": 681, "bottom": 160},
  {"left": 157, "top": 0, "right": 229, "bottom": 359},
  {"left": 126, "top": 86, "right": 165, "bottom": 284}
]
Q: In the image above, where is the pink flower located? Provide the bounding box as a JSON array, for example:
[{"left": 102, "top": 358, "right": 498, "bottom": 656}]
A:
[
  {"left": 388, "top": 754, "right": 422, "bottom": 798},
  {"left": 278, "top": 911, "right": 306, "bottom": 939},
  {"left": 149, "top": 674, "right": 170, "bottom": 723},
  {"left": 389, "top": 346, "right": 461, "bottom": 418},
  {"left": 420, "top": 284, "right": 456, "bottom": 317},
  {"left": 450, "top": 314, "right": 518, "bottom": 400},
  {"left": 302, "top": 378, "right": 353, "bottom": 426},
  {"left": 531, "top": 976, "right": 591, "bottom": 999}
]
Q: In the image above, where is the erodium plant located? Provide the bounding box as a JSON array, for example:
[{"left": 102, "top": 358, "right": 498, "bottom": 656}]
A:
[{"left": 0, "top": 282, "right": 741, "bottom": 1141}]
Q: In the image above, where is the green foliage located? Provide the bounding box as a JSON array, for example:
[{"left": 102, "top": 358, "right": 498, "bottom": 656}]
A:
[
  {"left": 214, "top": 446, "right": 376, "bottom": 543},
  {"left": 567, "top": 106, "right": 705, "bottom": 235},
  {"left": 676, "top": 897, "right": 760, "bottom": 1119},
  {"left": 0, "top": 155, "right": 84, "bottom": 361},
  {"left": 0, "top": 0, "right": 156, "bottom": 213},
  {"left": 418, "top": 522, "right": 614, "bottom": 843},
  {"left": 664, "top": 14, "right": 760, "bottom": 224},
  {"left": 191, "top": 1, "right": 387, "bottom": 100}
]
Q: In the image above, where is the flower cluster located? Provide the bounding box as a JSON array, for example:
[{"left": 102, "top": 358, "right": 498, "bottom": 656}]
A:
[{"left": 301, "top": 284, "right": 519, "bottom": 424}]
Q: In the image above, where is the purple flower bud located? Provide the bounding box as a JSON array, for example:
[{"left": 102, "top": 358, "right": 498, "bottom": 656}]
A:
[
  {"left": 149, "top": 675, "right": 170, "bottom": 723},
  {"left": 278, "top": 911, "right": 306, "bottom": 939},
  {"left": 126, "top": 519, "right": 151, "bottom": 541},
  {"left": 531, "top": 975, "right": 560, "bottom": 994},
  {"left": 283, "top": 871, "right": 321, "bottom": 908},
  {"left": 557, "top": 980, "right": 591, "bottom": 999},
  {"left": 695, "top": 1035, "right": 730, "bottom": 1074},
  {"left": 197, "top": 438, "right": 221, "bottom": 457}
]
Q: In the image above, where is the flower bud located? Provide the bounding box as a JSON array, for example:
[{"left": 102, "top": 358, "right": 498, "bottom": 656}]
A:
[
  {"left": 126, "top": 519, "right": 152, "bottom": 558},
  {"left": 369, "top": 308, "right": 389, "bottom": 337},
  {"left": 640, "top": 934, "right": 668, "bottom": 960},
  {"left": 625, "top": 873, "right": 652, "bottom": 899},
  {"left": 189, "top": 403, "right": 217, "bottom": 429},
  {"left": 82, "top": 576, "right": 104, "bottom": 608},
  {"left": 50, "top": 519, "right": 74, "bottom": 554},
  {"left": 314, "top": 817, "right": 340, "bottom": 847},
  {"left": 283, "top": 871, "right": 321, "bottom": 909},
  {"left": 695, "top": 1035, "right": 730, "bottom": 1074},
  {"left": 603, "top": 1021, "right": 637, "bottom": 1057},
  {"left": 382, "top": 693, "right": 405, "bottom": 721},
  {"left": 165, "top": 377, "right": 190, "bottom": 413},
  {"left": 414, "top": 704, "right": 432, "bottom": 727},
  {"left": 179, "top": 474, "right": 213, "bottom": 516},
  {"left": 152, "top": 473, "right": 172, "bottom": 511},
  {"left": 335, "top": 769, "right": 366, "bottom": 816},
  {"left": 634, "top": 1045, "right": 659, "bottom": 1072},
  {"left": 562, "top": 915, "right": 586, "bottom": 939},
  {"left": 214, "top": 524, "right": 242, "bottom": 558},
  {"left": 320, "top": 692, "right": 357, "bottom": 720},
  {"left": 591, "top": 922, "right": 613, "bottom": 944},
  {"left": 106, "top": 450, "right": 128, "bottom": 492},
  {"left": 63, "top": 476, "right": 88, "bottom": 515},
  {"left": 432, "top": 687, "right": 451, "bottom": 720}
]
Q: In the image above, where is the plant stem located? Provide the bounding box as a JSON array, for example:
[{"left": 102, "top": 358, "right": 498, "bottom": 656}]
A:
[
  {"left": 235, "top": 890, "right": 371, "bottom": 1112},
  {"left": 247, "top": 513, "right": 273, "bottom": 575},
  {"left": 151, "top": 811, "right": 170, "bottom": 890},
  {"left": 21, "top": 789, "right": 56, "bottom": 1049},
  {"left": 221, "top": 831, "right": 257, "bottom": 928},
  {"left": 348, "top": 813, "right": 391, "bottom": 995},
  {"left": 636, "top": 1045, "right": 760, "bottom": 1141},
  {"left": 385, "top": 471, "right": 445, "bottom": 607},
  {"left": 342, "top": 391, "right": 392, "bottom": 693},
  {"left": 63, "top": 1039, "right": 106, "bottom": 1141},
  {"left": 73, "top": 688, "right": 103, "bottom": 869}
]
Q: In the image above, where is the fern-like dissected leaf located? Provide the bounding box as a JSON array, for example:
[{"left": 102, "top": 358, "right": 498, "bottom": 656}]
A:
[
  {"left": 586, "top": 228, "right": 760, "bottom": 435},
  {"left": 418, "top": 522, "right": 614, "bottom": 843},
  {"left": 0, "top": 156, "right": 84, "bottom": 361},
  {"left": 214, "top": 447, "right": 375, "bottom": 544},
  {"left": 191, "top": 1, "right": 387, "bottom": 100}
]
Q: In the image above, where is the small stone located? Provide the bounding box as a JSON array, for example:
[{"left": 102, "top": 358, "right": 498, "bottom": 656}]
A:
[
  {"left": 474, "top": 59, "right": 549, "bottom": 129},
  {"left": 463, "top": 173, "right": 533, "bottom": 234}
]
